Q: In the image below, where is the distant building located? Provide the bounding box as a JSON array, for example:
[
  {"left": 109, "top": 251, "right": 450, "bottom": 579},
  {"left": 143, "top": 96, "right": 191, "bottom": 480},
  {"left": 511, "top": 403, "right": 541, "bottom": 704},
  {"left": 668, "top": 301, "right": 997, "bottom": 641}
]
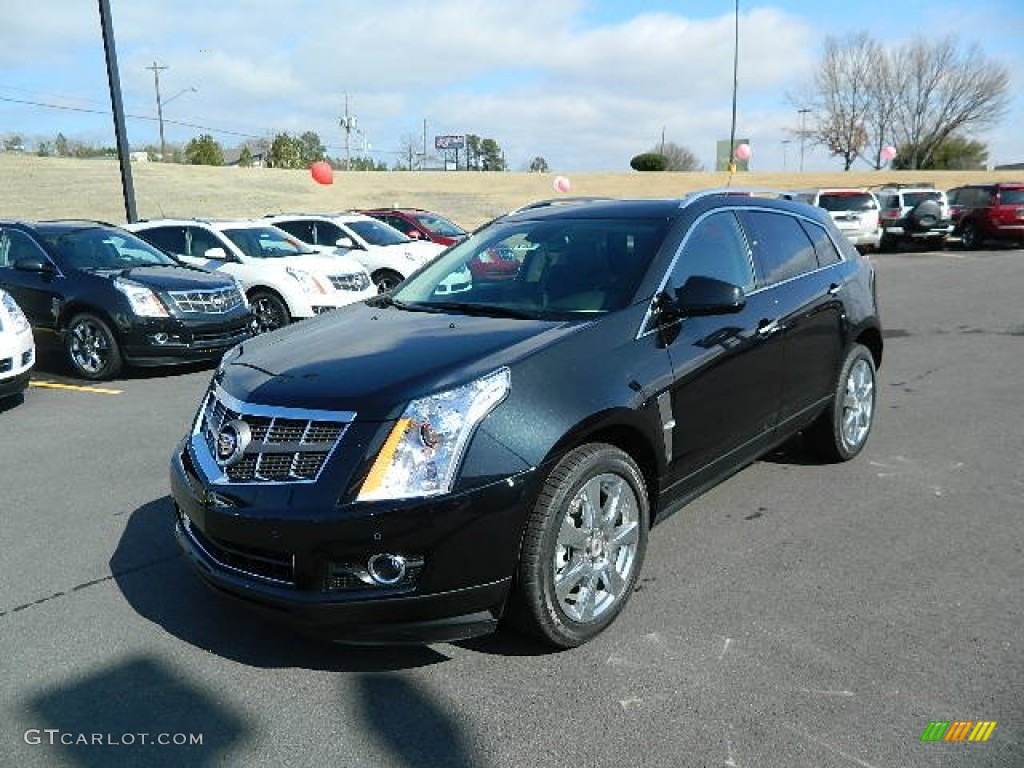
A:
[
  {"left": 130, "top": 151, "right": 150, "bottom": 163},
  {"left": 994, "top": 162, "right": 1024, "bottom": 171}
]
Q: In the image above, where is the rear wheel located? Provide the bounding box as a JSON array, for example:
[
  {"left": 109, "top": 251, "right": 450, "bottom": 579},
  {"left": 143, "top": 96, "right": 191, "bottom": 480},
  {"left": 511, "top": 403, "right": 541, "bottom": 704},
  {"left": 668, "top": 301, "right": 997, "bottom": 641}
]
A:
[
  {"left": 807, "top": 343, "right": 877, "bottom": 462},
  {"left": 961, "top": 223, "right": 980, "bottom": 250},
  {"left": 509, "top": 444, "right": 648, "bottom": 648},
  {"left": 65, "top": 313, "right": 123, "bottom": 380}
]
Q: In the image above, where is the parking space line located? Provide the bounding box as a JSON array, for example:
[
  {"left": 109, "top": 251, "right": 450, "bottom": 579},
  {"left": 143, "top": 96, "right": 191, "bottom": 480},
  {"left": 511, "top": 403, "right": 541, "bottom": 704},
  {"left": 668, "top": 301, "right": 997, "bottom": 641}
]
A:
[{"left": 30, "top": 380, "right": 123, "bottom": 395}]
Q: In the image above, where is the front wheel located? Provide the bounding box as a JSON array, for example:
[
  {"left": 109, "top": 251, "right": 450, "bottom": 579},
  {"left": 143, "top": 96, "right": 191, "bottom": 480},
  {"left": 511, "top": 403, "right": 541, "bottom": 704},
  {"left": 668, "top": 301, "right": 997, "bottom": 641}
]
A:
[
  {"left": 249, "top": 291, "right": 291, "bottom": 334},
  {"left": 807, "top": 343, "right": 877, "bottom": 462},
  {"left": 65, "top": 313, "right": 123, "bottom": 380},
  {"left": 509, "top": 444, "right": 649, "bottom": 648}
]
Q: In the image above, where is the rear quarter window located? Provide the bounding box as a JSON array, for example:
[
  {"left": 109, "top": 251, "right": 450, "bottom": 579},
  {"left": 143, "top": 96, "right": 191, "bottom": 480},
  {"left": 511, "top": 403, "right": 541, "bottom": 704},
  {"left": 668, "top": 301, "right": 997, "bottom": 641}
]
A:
[{"left": 800, "top": 220, "right": 844, "bottom": 267}]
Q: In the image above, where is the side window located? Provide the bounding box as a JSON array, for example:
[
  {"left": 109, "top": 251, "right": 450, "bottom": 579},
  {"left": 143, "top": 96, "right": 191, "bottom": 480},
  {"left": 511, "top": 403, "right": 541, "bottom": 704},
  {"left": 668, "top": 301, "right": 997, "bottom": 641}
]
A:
[
  {"left": 137, "top": 226, "right": 186, "bottom": 256},
  {"left": 670, "top": 211, "right": 754, "bottom": 292},
  {"left": 186, "top": 227, "right": 225, "bottom": 258},
  {"left": 800, "top": 219, "right": 843, "bottom": 267},
  {"left": 277, "top": 220, "right": 315, "bottom": 244},
  {"left": 737, "top": 210, "right": 818, "bottom": 286},
  {"left": 313, "top": 221, "right": 344, "bottom": 244},
  {"left": 0, "top": 229, "right": 48, "bottom": 268}
]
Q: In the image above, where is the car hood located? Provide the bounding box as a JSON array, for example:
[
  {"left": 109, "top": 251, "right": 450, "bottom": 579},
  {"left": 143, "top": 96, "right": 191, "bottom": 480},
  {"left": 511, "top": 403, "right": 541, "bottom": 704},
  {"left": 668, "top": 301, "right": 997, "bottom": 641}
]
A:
[
  {"left": 365, "top": 239, "right": 445, "bottom": 261},
  {"left": 219, "top": 301, "right": 586, "bottom": 419},
  {"left": 269, "top": 253, "right": 363, "bottom": 276},
  {"left": 94, "top": 265, "right": 234, "bottom": 291}
]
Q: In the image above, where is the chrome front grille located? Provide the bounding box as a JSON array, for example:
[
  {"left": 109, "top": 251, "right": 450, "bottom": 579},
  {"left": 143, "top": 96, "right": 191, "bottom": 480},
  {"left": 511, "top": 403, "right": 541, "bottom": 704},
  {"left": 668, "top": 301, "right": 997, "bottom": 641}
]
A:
[
  {"left": 169, "top": 286, "right": 245, "bottom": 314},
  {"left": 329, "top": 272, "right": 372, "bottom": 292},
  {"left": 196, "top": 385, "right": 352, "bottom": 484}
]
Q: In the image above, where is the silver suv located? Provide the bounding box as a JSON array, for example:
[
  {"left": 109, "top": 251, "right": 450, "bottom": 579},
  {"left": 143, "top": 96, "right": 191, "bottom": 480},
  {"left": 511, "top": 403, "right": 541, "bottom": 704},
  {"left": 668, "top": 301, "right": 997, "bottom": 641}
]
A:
[
  {"left": 872, "top": 184, "right": 952, "bottom": 251},
  {"left": 795, "top": 188, "right": 882, "bottom": 253}
]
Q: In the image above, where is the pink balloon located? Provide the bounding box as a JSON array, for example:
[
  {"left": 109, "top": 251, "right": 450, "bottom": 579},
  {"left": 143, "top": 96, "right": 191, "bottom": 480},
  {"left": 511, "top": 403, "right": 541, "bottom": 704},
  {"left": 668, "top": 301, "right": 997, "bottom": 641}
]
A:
[
  {"left": 734, "top": 143, "right": 751, "bottom": 162},
  {"left": 553, "top": 175, "right": 571, "bottom": 193},
  {"left": 310, "top": 161, "right": 333, "bottom": 185},
  {"left": 880, "top": 145, "right": 897, "bottom": 162}
]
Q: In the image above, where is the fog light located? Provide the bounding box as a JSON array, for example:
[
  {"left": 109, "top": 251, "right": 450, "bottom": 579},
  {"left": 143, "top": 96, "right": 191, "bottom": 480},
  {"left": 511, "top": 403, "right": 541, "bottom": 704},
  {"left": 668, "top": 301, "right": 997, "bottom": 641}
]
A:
[
  {"left": 367, "top": 553, "right": 407, "bottom": 585},
  {"left": 152, "top": 332, "right": 170, "bottom": 345}
]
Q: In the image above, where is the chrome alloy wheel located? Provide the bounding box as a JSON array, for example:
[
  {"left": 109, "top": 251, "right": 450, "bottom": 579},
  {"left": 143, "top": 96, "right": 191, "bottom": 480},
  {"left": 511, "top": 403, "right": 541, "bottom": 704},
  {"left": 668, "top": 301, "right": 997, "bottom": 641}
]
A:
[
  {"left": 553, "top": 472, "right": 640, "bottom": 623},
  {"left": 69, "top": 318, "right": 113, "bottom": 375},
  {"left": 841, "top": 358, "right": 875, "bottom": 451},
  {"left": 250, "top": 294, "right": 289, "bottom": 334}
]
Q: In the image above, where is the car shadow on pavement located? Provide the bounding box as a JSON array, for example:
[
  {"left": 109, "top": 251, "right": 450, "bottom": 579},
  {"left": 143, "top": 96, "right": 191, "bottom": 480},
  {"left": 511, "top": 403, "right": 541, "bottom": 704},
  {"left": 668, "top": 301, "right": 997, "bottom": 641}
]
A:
[
  {"left": 110, "top": 498, "right": 450, "bottom": 672},
  {"left": 31, "top": 341, "right": 217, "bottom": 384}
]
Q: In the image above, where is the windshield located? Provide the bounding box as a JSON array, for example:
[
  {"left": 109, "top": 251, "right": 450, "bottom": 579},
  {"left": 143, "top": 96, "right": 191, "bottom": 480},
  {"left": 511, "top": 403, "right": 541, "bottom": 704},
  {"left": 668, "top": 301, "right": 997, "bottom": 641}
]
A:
[
  {"left": 222, "top": 226, "right": 312, "bottom": 259},
  {"left": 346, "top": 219, "right": 412, "bottom": 246},
  {"left": 412, "top": 213, "right": 467, "bottom": 238},
  {"left": 391, "top": 217, "right": 667, "bottom": 318},
  {"left": 819, "top": 193, "right": 877, "bottom": 212},
  {"left": 43, "top": 228, "right": 180, "bottom": 271}
]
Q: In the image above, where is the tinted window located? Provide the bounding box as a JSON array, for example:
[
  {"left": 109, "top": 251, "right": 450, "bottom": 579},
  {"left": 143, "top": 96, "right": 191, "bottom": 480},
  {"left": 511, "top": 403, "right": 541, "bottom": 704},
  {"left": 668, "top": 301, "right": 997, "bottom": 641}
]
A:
[
  {"left": 312, "top": 221, "right": 345, "bottom": 244},
  {"left": 274, "top": 220, "right": 315, "bottom": 243},
  {"left": 187, "top": 227, "right": 226, "bottom": 258},
  {"left": 818, "top": 193, "right": 877, "bottom": 212},
  {"left": 800, "top": 219, "right": 843, "bottom": 267},
  {"left": 670, "top": 211, "right": 754, "bottom": 292},
  {"left": 998, "top": 188, "right": 1024, "bottom": 205},
  {"left": 902, "top": 191, "right": 941, "bottom": 207},
  {"left": 137, "top": 226, "right": 186, "bottom": 255},
  {"left": 738, "top": 210, "right": 818, "bottom": 286},
  {"left": 42, "top": 228, "right": 178, "bottom": 270},
  {"left": 0, "top": 229, "right": 48, "bottom": 267}
]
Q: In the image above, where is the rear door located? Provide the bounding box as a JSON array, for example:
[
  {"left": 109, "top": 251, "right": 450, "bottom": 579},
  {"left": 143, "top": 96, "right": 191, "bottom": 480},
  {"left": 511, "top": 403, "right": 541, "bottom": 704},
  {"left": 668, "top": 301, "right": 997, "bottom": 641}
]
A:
[
  {"left": 0, "top": 228, "right": 64, "bottom": 333},
  {"left": 736, "top": 209, "right": 845, "bottom": 430}
]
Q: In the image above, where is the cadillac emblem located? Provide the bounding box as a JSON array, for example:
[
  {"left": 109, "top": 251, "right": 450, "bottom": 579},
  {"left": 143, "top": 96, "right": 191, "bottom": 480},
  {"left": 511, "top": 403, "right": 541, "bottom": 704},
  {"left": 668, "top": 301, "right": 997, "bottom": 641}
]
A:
[{"left": 214, "top": 419, "right": 251, "bottom": 467}]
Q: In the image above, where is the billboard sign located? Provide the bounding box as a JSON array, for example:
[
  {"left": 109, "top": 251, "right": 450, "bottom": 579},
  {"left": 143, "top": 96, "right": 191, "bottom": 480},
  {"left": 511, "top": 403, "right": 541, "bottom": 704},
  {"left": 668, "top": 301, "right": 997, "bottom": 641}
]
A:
[{"left": 435, "top": 135, "right": 466, "bottom": 151}]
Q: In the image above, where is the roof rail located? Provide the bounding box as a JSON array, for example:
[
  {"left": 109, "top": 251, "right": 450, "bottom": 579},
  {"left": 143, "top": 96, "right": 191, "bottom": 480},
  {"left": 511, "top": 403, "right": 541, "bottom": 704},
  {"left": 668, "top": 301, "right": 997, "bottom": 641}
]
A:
[
  {"left": 867, "top": 181, "right": 935, "bottom": 190},
  {"left": 679, "top": 188, "right": 799, "bottom": 208},
  {"left": 39, "top": 218, "right": 118, "bottom": 227},
  {"left": 509, "top": 196, "right": 615, "bottom": 214}
]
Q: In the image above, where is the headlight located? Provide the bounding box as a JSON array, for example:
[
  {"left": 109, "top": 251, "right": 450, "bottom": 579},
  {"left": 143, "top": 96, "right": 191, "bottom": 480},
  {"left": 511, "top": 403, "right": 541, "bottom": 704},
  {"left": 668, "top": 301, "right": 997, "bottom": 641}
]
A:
[
  {"left": 357, "top": 368, "right": 510, "bottom": 501},
  {"left": 285, "top": 267, "right": 329, "bottom": 295},
  {"left": 114, "top": 278, "right": 169, "bottom": 317},
  {"left": 232, "top": 277, "right": 250, "bottom": 308},
  {"left": 0, "top": 293, "right": 27, "bottom": 332}
]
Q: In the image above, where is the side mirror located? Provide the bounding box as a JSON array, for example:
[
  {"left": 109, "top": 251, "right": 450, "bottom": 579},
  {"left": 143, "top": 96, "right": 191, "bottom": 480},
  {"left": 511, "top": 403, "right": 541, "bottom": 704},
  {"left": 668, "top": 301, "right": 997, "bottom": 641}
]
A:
[
  {"left": 406, "top": 229, "right": 421, "bottom": 239},
  {"left": 14, "top": 257, "right": 54, "bottom": 275},
  {"left": 204, "top": 247, "right": 228, "bottom": 260},
  {"left": 659, "top": 275, "right": 745, "bottom": 320},
  {"left": 335, "top": 236, "right": 357, "bottom": 250}
]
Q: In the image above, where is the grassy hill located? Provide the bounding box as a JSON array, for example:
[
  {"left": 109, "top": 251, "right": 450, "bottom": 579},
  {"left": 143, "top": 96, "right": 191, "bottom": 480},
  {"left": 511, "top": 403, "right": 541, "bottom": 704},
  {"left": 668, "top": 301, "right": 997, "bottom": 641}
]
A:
[{"left": 2, "top": 154, "right": 1020, "bottom": 230}]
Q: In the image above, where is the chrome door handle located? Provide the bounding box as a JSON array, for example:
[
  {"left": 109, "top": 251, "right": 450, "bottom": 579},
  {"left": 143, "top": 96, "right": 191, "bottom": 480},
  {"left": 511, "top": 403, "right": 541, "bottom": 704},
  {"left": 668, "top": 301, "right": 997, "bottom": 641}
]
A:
[
  {"left": 827, "top": 283, "right": 841, "bottom": 296},
  {"left": 757, "top": 318, "right": 780, "bottom": 337}
]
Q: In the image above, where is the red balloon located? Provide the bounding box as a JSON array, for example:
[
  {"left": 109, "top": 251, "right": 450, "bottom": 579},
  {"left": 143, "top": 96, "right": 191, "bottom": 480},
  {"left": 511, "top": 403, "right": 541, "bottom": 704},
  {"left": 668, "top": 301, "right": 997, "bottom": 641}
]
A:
[
  {"left": 310, "top": 161, "right": 333, "bottom": 185},
  {"left": 734, "top": 143, "right": 751, "bottom": 161}
]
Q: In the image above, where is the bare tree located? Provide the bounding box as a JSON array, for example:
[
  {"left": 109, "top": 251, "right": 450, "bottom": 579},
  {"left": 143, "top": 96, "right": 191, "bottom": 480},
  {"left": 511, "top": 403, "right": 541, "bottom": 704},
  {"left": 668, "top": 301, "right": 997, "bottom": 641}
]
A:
[
  {"left": 889, "top": 37, "right": 1009, "bottom": 169},
  {"left": 649, "top": 141, "right": 703, "bottom": 171},
  {"left": 397, "top": 134, "right": 421, "bottom": 170},
  {"left": 809, "top": 33, "right": 878, "bottom": 170}
]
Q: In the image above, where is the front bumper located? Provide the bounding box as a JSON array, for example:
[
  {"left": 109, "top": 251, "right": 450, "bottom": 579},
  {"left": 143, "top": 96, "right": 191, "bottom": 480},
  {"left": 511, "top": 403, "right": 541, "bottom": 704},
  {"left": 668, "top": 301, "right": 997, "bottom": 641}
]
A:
[
  {"left": 0, "top": 330, "right": 34, "bottom": 398},
  {"left": 120, "top": 315, "right": 251, "bottom": 366},
  {"left": 169, "top": 437, "right": 534, "bottom": 643}
]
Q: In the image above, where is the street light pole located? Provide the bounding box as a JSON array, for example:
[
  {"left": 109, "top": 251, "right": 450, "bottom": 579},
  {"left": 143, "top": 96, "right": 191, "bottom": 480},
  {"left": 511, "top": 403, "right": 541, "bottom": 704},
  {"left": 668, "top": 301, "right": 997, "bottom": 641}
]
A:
[
  {"left": 782, "top": 139, "right": 791, "bottom": 170},
  {"left": 727, "top": 0, "right": 739, "bottom": 173},
  {"left": 146, "top": 61, "right": 168, "bottom": 160},
  {"left": 798, "top": 107, "right": 811, "bottom": 172}
]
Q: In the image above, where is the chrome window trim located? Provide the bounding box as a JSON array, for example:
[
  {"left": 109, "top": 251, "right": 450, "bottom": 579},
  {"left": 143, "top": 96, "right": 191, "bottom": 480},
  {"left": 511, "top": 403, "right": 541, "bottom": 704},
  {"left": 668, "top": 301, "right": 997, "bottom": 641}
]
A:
[{"left": 634, "top": 204, "right": 847, "bottom": 341}]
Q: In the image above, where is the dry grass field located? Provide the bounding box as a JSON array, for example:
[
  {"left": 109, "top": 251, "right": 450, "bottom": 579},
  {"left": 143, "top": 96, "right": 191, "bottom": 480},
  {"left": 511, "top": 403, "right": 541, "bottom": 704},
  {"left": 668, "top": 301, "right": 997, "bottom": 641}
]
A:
[{"left": 2, "top": 154, "right": 1021, "bottom": 230}]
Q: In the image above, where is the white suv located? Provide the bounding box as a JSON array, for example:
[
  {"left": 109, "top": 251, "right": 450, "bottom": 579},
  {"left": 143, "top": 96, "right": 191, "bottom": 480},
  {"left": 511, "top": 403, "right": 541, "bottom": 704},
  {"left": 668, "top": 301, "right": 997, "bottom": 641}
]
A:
[
  {"left": 794, "top": 188, "right": 882, "bottom": 253},
  {"left": 0, "top": 288, "right": 34, "bottom": 401},
  {"left": 872, "top": 184, "right": 952, "bottom": 251},
  {"left": 265, "top": 213, "right": 446, "bottom": 292},
  {"left": 125, "top": 219, "right": 376, "bottom": 332}
]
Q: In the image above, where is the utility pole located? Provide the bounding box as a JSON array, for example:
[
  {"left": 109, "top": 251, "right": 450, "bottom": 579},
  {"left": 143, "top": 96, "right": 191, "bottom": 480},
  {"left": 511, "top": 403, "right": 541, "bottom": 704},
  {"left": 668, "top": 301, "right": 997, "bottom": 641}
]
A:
[
  {"left": 422, "top": 118, "right": 427, "bottom": 171},
  {"left": 782, "top": 139, "right": 792, "bottom": 170},
  {"left": 146, "top": 61, "right": 169, "bottom": 161},
  {"left": 339, "top": 93, "right": 357, "bottom": 171},
  {"left": 798, "top": 107, "right": 811, "bottom": 172}
]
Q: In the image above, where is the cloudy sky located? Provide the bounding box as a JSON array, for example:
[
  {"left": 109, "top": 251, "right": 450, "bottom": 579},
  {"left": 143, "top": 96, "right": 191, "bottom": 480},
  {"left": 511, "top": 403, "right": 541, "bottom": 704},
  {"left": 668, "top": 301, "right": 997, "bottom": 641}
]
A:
[{"left": 1, "top": 0, "right": 1021, "bottom": 172}]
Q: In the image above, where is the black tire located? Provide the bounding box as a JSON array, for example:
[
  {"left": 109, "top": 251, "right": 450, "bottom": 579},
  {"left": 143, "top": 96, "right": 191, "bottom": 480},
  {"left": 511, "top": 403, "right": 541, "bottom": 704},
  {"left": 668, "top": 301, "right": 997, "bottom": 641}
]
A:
[
  {"left": 807, "top": 343, "right": 877, "bottom": 462},
  {"left": 961, "top": 222, "right": 980, "bottom": 250},
  {"left": 64, "top": 313, "right": 123, "bottom": 380},
  {"left": 372, "top": 269, "right": 404, "bottom": 293},
  {"left": 509, "top": 443, "right": 649, "bottom": 648},
  {"left": 249, "top": 291, "right": 290, "bottom": 334},
  {"left": 878, "top": 233, "right": 897, "bottom": 252}
]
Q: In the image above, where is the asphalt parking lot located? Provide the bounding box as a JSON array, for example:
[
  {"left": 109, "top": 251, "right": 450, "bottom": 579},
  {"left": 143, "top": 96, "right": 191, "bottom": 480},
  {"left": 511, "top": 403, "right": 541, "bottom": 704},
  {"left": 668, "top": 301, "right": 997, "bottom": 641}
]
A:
[{"left": 1, "top": 246, "right": 1021, "bottom": 768}]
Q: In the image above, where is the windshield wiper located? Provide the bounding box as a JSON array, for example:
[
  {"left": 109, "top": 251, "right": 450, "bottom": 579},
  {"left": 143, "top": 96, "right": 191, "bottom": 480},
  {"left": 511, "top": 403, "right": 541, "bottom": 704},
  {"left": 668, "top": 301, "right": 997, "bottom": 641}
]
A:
[{"left": 416, "top": 301, "right": 540, "bottom": 319}]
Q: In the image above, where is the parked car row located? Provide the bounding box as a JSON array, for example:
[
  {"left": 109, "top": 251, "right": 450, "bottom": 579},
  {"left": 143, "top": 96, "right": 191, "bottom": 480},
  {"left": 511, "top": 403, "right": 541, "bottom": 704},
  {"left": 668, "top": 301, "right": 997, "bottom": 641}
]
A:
[{"left": 797, "top": 181, "right": 1024, "bottom": 253}]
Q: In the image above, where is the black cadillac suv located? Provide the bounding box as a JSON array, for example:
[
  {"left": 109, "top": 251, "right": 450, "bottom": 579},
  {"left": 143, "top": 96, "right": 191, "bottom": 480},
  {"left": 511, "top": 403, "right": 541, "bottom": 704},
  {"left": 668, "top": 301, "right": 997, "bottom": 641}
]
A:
[
  {"left": 0, "top": 220, "right": 252, "bottom": 380},
  {"left": 170, "top": 190, "right": 883, "bottom": 648}
]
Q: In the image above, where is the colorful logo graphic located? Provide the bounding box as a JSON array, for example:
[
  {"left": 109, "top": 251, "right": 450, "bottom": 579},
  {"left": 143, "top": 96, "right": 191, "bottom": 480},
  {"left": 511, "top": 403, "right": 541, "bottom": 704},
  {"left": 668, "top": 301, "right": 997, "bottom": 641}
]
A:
[{"left": 921, "top": 721, "right": 997, "bottom": 742}]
